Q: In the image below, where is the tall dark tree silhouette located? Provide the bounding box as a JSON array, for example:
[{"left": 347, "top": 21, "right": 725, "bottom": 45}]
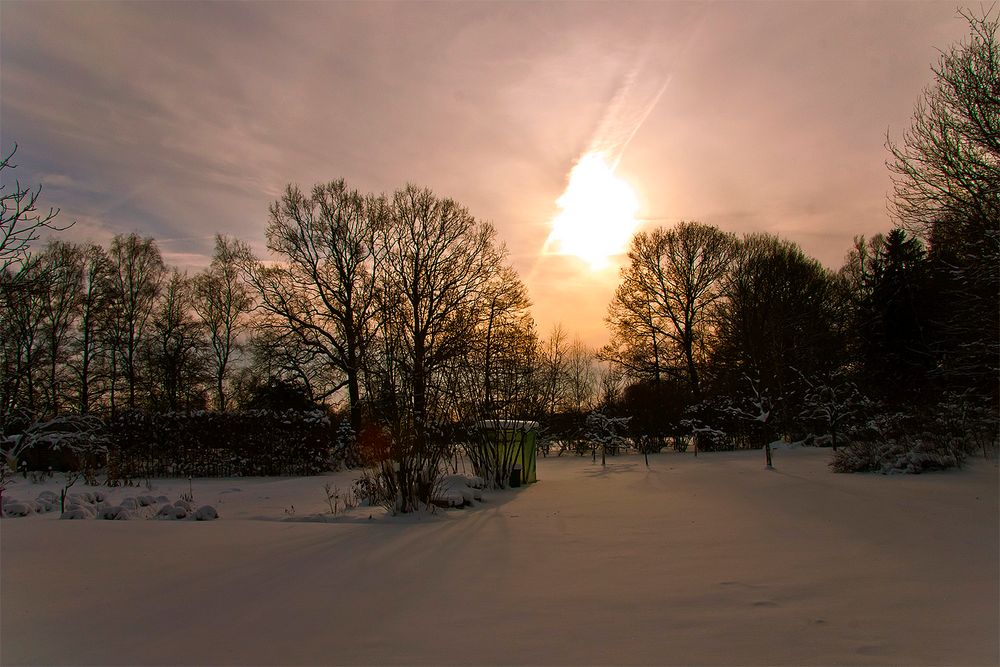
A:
[
  {"left": 887, "top": 9, "right": 999, "bottom": 398},
  {"left": 0, "top": 257, "right": 45, "bottom": 416},
  {"left": 244, "top": 181, "right": 383, "bottom": 436},
  {"left": 37, "top": 241, "right": 84, "bottom": 415},
  {"left": 70, "top": 244, "right": 112, "bottom": 414},
  {"left": 869, "top": 230, "right": 931, "bottom": 396},
  {"left": 375, "top": 184, "right": 506, "bottom": 511},
  {"left": 604, "top": 221, "right": 735, "bottom": 396},
  {"left": 711, "top": 234, "right": 841, "bottom": 431}
]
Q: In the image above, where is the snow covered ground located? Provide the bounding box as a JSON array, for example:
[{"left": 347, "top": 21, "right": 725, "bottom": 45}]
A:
[{"left": 2, "top": 447, "right": 997, "bottom": 666}]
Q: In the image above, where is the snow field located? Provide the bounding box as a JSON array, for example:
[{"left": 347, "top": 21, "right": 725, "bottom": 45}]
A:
[{"left": 1, "top": 448, "right": 997, "bottom": 666}]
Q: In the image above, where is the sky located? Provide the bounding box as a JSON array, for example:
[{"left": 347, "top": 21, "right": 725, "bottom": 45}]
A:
[{"left": 0, "top": 1, "right": 979, "bottom": 346}]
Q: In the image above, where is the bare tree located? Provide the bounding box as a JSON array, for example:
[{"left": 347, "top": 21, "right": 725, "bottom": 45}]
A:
[
  {"left": 596, "top": 363, "right": 624, "bottom": 412},
  {"left": 470, "top": 264, "right": 534, "bottom": 420},
  {"left": 565, "top": 337, "right": 597, "bottom": 413},
  {"left": 192, "top": 235, "right": 253, "bottom": 411},
  {"left": 243, "top": 182, "right": 383, "bottom": 433},
  {"left": 887, "top": 9, "right": 999, "bottom": 398},
  {"left": 106, "top": 233, "right": 166, "bottom": 412},
  {"left": 604, "top": 222, "right": 735, "bottom": 397},
  {"left": 375, "top": 184, "right": 506, "bottom": 511},
  {"left": 69, "top": 244, "right": 112, "bottom": 414},
  {"left": 537, "top": 323, "right": 570, "bottom": 418},
  {"left": 448, "top": 267, "right": 536, "bottom": 424},
  {"left": 443, "top": 267, "right": 537, "bottom": 487},
  {"left": 243, "top": 326, "right": 346, "bottom": 407},
  {"left": 145, "top": 269, "right": 207, "bottom": 411},
  {"left": 379, "top": 185, "right": 502, "bottom": 436},
  {"left": 0, "top": 145, "right": 71, "bottom": 274},
  {"left": 797, "top": 370, "right": 870, "bottom": 452},
  {"left": 0, "top": 257, "right": 45, "bottom": 417},
  {"left": 887, "top": 9, "right": 999, "bottom": 238},
  {"left": 37, "top": 241, "right": 84, "bottom": 415}
]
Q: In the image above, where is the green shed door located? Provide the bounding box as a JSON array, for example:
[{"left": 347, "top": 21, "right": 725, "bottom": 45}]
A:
[{"left": 523, "top": 430, "right": 537, "bottom": 483}]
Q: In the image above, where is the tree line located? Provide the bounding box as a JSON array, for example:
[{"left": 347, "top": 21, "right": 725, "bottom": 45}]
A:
[
  {"left": 1, "top": 171, "right": 611, "bottom": 509},
  {"left": 0, "top": 10, "right": 995, "bottom": 507},
  {"left": 0, "top": 231, "right": 248, "bottom": 418},
  {"left": 600, "top": 10, "right": 997, "bottom": 468}
]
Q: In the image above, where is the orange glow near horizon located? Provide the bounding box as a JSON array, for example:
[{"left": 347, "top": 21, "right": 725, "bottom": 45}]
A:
[{"left": 545, "top": 152, "right": 641, "bottom": 270}]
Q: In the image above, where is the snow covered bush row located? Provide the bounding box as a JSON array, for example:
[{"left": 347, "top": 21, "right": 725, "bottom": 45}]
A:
[
  {"left": 831, "top": 436, "right": 961, "bottom": 474},
  {"left": 830, "top": 413, "right": 965, "bottom": 474},
  {"left": 1, "top": 489, "right": 67, "bottom": 517},
  {"left": 1, "top": 489, "right": 218, "bottom": 521}
]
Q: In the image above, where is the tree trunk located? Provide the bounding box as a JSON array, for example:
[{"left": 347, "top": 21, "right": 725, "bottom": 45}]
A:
[
  {"left": 347, "top": 369, "right": 362, "bottom": 437},
  {"left": 412, "top": 335, "right": 427, "bottom": 456},
  {"left": 79, "top": 326, "right": 91, "bottom": 414},
  {"left": 685, "top": 346, "right": 701, "bottom": 399},
  {"left": 50, "top": 354, "right": 59, "bottom": 415},
  {"left": 217, "top": 374, "right": 226, "bottom": 412},
  {"left": 109, "top": 352, "right": 117, "bottom": 417}
]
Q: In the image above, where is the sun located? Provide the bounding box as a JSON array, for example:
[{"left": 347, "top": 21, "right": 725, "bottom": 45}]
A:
[{"left": 546, "top": 152, "right": 641, "bottom": 270}]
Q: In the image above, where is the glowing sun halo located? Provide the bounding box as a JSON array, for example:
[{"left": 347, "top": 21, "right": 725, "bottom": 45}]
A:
[{"left": 547, "top": 152, "right": 641, "bottom": 270}]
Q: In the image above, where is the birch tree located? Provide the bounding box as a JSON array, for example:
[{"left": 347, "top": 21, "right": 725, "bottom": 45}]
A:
[
  {"left": 192, "top": 235, "right": 253, "bottom": 411},
  {"left": 106, "top": 233, "right": 165, "bottom": 412}
]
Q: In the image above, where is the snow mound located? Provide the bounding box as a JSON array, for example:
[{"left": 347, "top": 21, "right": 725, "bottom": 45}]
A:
[
  {"left": 157, "top": 504, "right": 184, "bottom": 519},
  {"left": 36, "top": 499, "right": 58, "bottom": 513},
  {"left": 62, "top": 503, "right": 96, "bottom": 519},
  {"left": 433, "top": 475, "right": 485, "bottom": 508},
  {"left": 194, "top": 505, "right": 218, "bottom": 521},
  {"left": 769, "top": 440, "right": 801, "bottom": 451},
  {"left": 3, "top": 502, "right": 33, "bottom": 517},
  {"left": 98, "top": 506, "right": 133, "bottom": 520},
  {"left": 37, "top": 490, "right": 59, "bottom": 504}
]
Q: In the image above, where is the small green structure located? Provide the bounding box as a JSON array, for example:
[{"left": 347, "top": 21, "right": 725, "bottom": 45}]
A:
[{"left": 475, "top": 419, "right": 539, "bottom": 487}]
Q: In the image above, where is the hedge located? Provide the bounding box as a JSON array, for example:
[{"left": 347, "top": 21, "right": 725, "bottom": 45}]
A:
[{"left": 107, "top": 409, "right": 334, "bottom": 480}]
